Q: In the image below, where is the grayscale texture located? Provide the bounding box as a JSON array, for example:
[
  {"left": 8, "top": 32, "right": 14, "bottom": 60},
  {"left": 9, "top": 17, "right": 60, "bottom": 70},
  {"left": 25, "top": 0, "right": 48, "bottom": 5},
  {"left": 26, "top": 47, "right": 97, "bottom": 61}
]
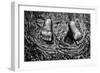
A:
[{"left": 24, "top": 11, "right": 90, "bottom": 61}]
